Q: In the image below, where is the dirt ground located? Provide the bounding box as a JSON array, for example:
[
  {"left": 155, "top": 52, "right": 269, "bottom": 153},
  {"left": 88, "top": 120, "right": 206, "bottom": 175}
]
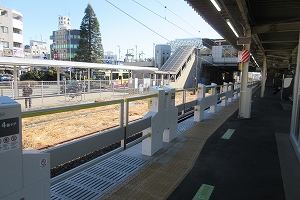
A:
[{"left": 22, "top": 92, "right": 198, "bottom": 150}]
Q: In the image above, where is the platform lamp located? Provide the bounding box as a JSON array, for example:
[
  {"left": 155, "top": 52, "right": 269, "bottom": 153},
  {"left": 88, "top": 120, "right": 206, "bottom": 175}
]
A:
[
  {"left": 226, "top": 19, "right": 239, "bottom": 37},
  {"left": 210, "top": 0, "right": 221, "bottom": 11}
]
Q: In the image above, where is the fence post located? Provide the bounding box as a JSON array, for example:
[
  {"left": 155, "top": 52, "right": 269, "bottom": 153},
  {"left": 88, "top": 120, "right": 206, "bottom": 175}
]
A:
[
  {"left": 142, "top": 86, "right": 165, "bottom": 156},
  {"left": 210, "top": 83, "right": 217, "bottom": 113},
  {"left": 228, "top": 82, "right": 233, "bottom": 103},
  {"left": 234, "top": 83, "right": 238, "bottom": 99},
  {"left": 163, "top": 85, "right": 178, "bottom": 142},
  {"left": 221, "top": 82, "right": 228, "bottom": 106},
  {"left": 181, "top": 90, "right": 186, "bottom": 115},
  {"left": 194, "top": 83, "right": 206, "bottom": 122}
]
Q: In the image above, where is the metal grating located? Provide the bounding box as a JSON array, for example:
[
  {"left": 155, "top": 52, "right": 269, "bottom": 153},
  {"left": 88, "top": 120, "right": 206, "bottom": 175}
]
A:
[
  {"left": 177, "top": 120, "right": 197, "bottom": 135},
  {"left": 51, "top": 154, "right": 147, "bottom": 200}
]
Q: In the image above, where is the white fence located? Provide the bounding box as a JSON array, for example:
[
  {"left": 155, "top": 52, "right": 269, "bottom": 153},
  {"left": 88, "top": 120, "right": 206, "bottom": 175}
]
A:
[
  {"left": 0, "top": 79, "right": 171, "bottom": 109},
  {"left": 18, "top": 81, "right": 255, "bottom": 185}
]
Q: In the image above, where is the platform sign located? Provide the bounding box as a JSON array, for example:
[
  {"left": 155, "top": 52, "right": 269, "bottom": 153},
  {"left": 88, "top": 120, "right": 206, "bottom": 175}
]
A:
[
  {"left": 0, "top": 117, "right": 20, "bottom": 153},
  {"left": 237, "top": 37, "right": 251, "bottom": 45}
]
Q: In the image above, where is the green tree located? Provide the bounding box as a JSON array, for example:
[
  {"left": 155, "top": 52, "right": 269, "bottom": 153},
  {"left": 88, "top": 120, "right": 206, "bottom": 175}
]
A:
[
  {"left": 20, "top": 68, "right": 68, "bottom": 81},
  {"left": 74, "top": 3, "right": 104, "bottom": 63},
  {"left": 20, "top": 69, "right": 42, "bottom": 81}
]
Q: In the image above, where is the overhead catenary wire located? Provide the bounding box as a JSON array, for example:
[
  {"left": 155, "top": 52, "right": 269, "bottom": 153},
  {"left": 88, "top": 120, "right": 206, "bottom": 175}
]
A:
[
  {"left": 132, "top": 0, "right": 199, "bottom": 39},
  {"left": 105, "top": 0, "right": 170, "bottom": 42},
  {"left": 105, "top": 0, "right": 238, "bottom": 67}
]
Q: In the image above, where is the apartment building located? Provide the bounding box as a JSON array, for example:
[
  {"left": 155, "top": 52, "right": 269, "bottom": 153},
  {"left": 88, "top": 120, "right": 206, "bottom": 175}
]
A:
[
  {"left": 24, "top": 40, "right": 50, "bottom": 59},
  {"left": 0, "top": 3, "right": 24, "bottom": 57},
  {"left": 50, "top": 15, "right": 80, "bottom": 61}
]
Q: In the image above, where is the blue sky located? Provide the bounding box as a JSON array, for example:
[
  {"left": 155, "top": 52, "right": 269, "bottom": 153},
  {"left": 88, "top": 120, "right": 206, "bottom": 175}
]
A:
[{"left": 1, "top": 0, "right": 222, "bottom": 59}]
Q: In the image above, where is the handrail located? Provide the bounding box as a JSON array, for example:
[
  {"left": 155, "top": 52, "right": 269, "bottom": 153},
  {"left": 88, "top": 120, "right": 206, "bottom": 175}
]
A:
[
  {"left": 125, "top": 93, "right": 158, "bottom": 102},
  {"left": 22, "top": 99, "right": 124, "bottom": 118}
]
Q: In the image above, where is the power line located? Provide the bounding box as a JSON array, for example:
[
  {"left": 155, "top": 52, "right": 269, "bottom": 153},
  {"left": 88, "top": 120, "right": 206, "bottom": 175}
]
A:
[
  {"left": 105, "top": 0, "right": 170, "bottom": 42},
  {"left": 154, "top": 0, "right": 201, "bottom": 34},
  {"left": 132, "top": 0, "right": 199, "bottom": 38},
  {"left": 105, "top": 0, "right": 238, "bottom": 66}
]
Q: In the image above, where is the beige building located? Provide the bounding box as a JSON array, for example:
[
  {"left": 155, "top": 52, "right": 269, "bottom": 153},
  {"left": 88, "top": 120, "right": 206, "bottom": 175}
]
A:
[{"left": 0, "top": 3, "right": 24, "bottom": 57}]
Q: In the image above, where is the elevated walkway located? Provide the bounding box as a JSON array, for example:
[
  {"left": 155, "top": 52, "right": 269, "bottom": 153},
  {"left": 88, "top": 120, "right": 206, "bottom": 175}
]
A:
[
  {"left": 51, "top": 86, "right": 300, "bottom": 199},
  {"left": 159, "top": 46, "right": 197, "bottom": 89}
]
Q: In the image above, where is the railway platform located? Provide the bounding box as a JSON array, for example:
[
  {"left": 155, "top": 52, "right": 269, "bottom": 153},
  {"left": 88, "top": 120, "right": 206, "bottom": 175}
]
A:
[
  {"left": 97, "top": 86, "right": 299, "bottom": 200},
  {"left": 47, "top": 85, "right": 300, "bottom": 200}
]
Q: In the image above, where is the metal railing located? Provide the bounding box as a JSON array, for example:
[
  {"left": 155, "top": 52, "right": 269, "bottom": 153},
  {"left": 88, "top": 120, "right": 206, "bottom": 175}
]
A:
[
  {"left": 0, "top": 79, "right": 170, "bottom": 109},
  {"left": 20, "top": 81, "right": 259, "bottom": 185}
]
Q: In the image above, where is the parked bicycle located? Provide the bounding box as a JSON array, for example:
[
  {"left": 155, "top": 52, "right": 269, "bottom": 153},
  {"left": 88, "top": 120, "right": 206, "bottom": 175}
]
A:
[{"left": 67, "top": 88, "right": 82, "bottom": 102}]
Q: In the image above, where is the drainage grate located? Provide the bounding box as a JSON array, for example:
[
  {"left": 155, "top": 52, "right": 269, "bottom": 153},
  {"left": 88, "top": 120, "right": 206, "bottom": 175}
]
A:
[
  {"left": 51, "top": 154, "right": 147, "bottom": 200},
  {"left": 177, "top": 120, "right": 197, "bottom": 135}
]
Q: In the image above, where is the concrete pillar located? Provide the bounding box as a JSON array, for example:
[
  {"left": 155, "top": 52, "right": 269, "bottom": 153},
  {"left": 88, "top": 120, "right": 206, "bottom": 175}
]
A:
[
  {"left": 290, "top": 30, "right": 300, "bottom": 137},
  {"left": 260, "top": 56, "right": 267, "bottom": 98},
  {"left": 221, "top": 82, "right": 228, "bottom": 106},
  {"left": 194, "top": 83, "right": 206, "bottom": 122},
  {"left": 163, "top": 85, "right": 178, "bottom": 142},
  {"left": 210, "top": 83, "right": 217, "bottom": 113},
  {"left": 238, "top": 29, "right": 251, "bottom": 118},
  {"left": 142, "top": 87, "right": 165, "bottom": 156}
]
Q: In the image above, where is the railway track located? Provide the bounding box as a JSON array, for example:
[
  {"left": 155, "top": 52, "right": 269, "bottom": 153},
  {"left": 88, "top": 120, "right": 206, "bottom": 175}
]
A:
[{"left": 49, "top": 112, "right": 194, "bottom": 178}]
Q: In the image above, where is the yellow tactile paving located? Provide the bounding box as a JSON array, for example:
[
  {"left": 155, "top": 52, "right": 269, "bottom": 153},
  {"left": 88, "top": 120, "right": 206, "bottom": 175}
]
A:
[{"left": 101, "top": 100, "right": 239, "bottom": 200}]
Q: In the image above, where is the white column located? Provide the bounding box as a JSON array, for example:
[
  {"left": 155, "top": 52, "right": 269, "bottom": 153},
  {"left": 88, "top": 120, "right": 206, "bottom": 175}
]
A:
[
  {"left": 290, "top": 30, "right": 300, "bottom": 138},
  {"left": 163, "top": 85, "right": 178, "bottom": 142},
  {"left": 210, "top": 83, "right": 217, "bottom": 113},
  {"left": 194, "top": 83, "right": 206, "bottom": 122},
  {"left": 13, "top": 66, "right": 18, "bottom": 97},
  {"left": 222, "top": 82, "right": 228, "bottom": 106},
  {"left": 260, "top": 56, "right": 267, "bottom": 98},
  {"left": 142, "top": 87, "right": 165, "bottom": 156},
  {"left": 57, "top": 67, "right": 60, "bottom": 94},
  {"left": 238, "top": 30, "right": 251, "bottom": 118},
  {"left": 87, "top": 68, "right": 91, "bottom": 92}
]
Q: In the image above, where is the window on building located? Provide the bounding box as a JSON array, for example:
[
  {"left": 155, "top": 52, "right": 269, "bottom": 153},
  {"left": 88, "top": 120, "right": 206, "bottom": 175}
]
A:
[
  {"left": 222, "top": 46, "right": 237, "bottom": 58},
  {"left": 1, "top": 26, "right": 8, "bottom": 33},
  {"left": 1, "top": 10, "right": 8, "bottom": 17},
  {"left": 13, "top": 28, "right": 22, "bottom": 34},
  {"left": 13, "top": 42, "right": 21, "bottom": 48},
  {"left": 1, "top": 41, "right": 9, "bottom": 48}
]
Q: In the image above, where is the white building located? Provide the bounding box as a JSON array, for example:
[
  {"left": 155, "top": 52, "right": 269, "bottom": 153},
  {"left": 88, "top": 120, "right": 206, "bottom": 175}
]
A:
[
  {"left": 0, "top": 3, "right": 24, "bottom": 57},
  {"left": 24, "top": 40, "right": 49, "bottom": 59},
  {"left": 155, "top": 44, "right": 171, "bottom": 69},
  {"left": 58, "top": 15, "right": 71, "bottom": 30},
  {"left": 104, "top": 51, "right": 117, "bottom": 64}
]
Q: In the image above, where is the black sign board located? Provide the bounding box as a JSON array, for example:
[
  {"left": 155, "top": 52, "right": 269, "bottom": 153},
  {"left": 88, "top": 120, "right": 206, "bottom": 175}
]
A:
[
  {"left": 237, "top": 37, "right": 251, "bottom": 45},
  {"left": 0, "top": 117, "right": 19, "bottom": 137}
]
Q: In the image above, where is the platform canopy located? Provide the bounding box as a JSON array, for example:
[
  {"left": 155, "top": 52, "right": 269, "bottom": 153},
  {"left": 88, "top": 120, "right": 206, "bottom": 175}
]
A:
[{"left": 0, "top": 57, "right": 158, "bottom": 73}]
